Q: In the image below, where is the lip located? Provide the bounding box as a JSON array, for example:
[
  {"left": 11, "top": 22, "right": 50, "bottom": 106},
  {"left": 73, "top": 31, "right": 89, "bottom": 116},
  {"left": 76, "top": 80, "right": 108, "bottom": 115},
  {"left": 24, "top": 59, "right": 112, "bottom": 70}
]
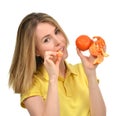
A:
[{"left": 57, "top": 47, "right": 64, "bottom": 52}]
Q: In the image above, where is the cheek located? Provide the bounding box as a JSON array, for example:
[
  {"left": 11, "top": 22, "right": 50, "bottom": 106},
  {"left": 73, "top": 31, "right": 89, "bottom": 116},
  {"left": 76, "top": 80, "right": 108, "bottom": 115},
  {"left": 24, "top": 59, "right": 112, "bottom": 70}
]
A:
[
  {"left": 36, "top": 45, "right": 45, "bottom": 57},
  {"left": 36, "top": 45, "right": 54, "bottom": 57},
  {"left": 63, "top": 49, "right": 68, "bottom": 59}
]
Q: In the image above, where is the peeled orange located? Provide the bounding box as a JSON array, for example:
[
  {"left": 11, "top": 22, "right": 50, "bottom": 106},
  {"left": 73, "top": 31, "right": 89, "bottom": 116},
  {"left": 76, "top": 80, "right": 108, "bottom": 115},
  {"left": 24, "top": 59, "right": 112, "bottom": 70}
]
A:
[{"left": 76, "top": 35, "right": 93, "bottom": 51}]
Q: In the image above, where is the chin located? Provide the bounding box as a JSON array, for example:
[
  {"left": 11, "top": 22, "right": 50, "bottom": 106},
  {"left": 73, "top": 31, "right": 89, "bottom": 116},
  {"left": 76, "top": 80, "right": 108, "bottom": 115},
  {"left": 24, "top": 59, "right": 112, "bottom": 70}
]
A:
[{"left": 63, "top": 51, "right": 68, "bottom": 59}]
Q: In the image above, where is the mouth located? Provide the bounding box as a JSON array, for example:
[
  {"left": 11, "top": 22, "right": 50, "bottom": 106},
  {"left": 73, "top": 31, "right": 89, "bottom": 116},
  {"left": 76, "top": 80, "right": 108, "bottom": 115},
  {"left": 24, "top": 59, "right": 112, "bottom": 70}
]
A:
[{"left": 57, "top": 47, "right": 64, "bottom": 52}]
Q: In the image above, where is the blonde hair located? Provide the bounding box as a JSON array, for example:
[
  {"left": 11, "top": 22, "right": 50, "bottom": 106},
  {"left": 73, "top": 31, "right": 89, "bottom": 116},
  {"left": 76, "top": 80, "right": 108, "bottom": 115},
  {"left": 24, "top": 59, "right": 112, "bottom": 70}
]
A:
[{"left": 9, "top": 12, "right": 69, "bottom": 93}]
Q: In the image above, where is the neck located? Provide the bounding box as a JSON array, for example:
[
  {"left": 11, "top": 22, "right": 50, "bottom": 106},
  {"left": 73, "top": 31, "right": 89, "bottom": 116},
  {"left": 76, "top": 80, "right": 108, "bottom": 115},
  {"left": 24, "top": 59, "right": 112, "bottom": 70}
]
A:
[{"left": 59, "top": 61, "right": 66, "bottom": 78}]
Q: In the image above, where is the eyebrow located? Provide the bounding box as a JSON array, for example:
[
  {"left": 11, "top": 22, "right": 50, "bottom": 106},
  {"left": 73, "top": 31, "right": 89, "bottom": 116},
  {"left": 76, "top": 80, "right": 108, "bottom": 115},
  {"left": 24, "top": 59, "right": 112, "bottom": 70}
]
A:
[
  {"left": 42, "top": 34, "right": 50, "bottom": 39},
  {"left": 40, "top": 34, "right": 50, "bottom": 42},
  {"left": 41, "top": 27, "right": 57, "bottom": 40}
]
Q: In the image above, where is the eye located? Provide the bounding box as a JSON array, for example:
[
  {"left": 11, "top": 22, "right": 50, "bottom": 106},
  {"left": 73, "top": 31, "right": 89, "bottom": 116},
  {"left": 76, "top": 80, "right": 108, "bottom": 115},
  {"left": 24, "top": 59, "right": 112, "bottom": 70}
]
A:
[
  {"left": 55, "top": 28, "right": 60, "bottom": 35},
  {"left": 43, "top": 37, "right": 50, "bottom": 43}
]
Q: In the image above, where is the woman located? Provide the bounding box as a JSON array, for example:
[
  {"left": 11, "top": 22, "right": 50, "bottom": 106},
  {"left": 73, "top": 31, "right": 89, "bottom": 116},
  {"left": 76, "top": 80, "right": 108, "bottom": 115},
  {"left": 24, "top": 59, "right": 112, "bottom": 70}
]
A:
[{"left": 9, "top": 12, "right": 106, "bottom": 116}]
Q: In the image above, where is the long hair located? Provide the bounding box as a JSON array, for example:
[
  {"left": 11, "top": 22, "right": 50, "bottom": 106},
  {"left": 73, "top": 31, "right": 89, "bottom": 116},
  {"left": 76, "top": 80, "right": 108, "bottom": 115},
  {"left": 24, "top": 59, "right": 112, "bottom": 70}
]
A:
[{"left": 9, "top": 12, "right": 69, "bottom": 93}]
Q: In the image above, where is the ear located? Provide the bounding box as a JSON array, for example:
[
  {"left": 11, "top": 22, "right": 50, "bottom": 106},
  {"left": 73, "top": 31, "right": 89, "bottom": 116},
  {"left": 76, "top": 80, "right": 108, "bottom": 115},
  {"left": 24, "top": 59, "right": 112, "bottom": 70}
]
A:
[{"left": 35, "top": 48, "right": 40, "bottom": 56}]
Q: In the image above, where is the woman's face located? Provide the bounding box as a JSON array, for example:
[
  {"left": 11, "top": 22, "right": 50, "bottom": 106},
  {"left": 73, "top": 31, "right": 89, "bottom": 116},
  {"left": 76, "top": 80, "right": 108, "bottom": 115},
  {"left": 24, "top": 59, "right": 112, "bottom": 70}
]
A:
[{"left": 35, "top": 22, "right": 68, "bottom": 60}]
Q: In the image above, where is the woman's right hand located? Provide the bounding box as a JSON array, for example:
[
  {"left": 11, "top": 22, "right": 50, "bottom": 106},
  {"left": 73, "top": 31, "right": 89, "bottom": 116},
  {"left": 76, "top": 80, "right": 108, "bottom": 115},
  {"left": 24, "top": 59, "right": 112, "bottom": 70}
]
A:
[{"left": 44, "top": 51, "right": 62, "bottom": 81}]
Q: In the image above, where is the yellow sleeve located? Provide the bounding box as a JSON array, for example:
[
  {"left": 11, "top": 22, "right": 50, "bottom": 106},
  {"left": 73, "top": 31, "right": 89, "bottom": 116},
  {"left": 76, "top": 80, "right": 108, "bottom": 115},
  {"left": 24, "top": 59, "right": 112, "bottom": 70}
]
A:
[{"left": 20, "top": 76, "right": 42, "bottom": 108}]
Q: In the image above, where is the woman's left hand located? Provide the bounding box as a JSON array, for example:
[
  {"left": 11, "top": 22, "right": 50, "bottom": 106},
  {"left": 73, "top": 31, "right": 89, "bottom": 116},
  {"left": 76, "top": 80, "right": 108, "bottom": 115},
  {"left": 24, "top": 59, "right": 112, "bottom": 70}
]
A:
[{"left": 76, "top": 48, "right": 98, "bottom": 78}]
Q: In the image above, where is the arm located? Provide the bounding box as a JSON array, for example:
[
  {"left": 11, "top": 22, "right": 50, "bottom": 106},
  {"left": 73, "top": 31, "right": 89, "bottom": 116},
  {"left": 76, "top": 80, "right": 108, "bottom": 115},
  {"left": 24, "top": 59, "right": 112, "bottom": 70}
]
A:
[
  {"left": 24, "top": 96, "right": 45, "bottom": 116},
  {"left": 43, "top": 51, "right": 61, "bottom": 116},
  {"left": 24, "top": 51, "right": 61, "bottom": 116},
  {"left": 76, "top": 48, "right": 106, "bottom": 116},
  {"left": 24, "top": 78, "right": 59, "bottom": 116},
  {"left": 44, "top": 78, "right": 59, "bottom": 116},
  {"left": 87, "top": 74, "right": 106, "bottom": 116}
]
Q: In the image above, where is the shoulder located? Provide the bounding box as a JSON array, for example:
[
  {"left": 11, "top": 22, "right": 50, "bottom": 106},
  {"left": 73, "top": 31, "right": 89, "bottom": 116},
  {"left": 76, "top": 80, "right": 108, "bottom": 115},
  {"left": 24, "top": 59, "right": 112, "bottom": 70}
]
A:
[
  {"left": 21, "top": 73, "right": 48, "bottom": 108},
  {"left": 66, "top": 62, "right": 88, "bottom": 84},
  {"left": 66, "top": 62, "right": 85, "bottom": 74}
]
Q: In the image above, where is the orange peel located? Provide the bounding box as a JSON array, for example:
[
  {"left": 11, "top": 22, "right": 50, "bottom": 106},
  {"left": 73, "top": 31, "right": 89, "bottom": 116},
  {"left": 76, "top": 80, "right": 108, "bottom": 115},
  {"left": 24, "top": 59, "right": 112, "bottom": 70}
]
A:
[{"left": 89, "top": 36, "right": 109, "bottom": 64}]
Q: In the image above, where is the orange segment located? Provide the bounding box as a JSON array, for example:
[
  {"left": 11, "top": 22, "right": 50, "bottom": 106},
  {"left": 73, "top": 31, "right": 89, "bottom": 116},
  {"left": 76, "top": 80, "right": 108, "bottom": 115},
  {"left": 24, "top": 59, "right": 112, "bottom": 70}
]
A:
[
  {"left": 57, "top": 51, "right": 63, "bottom": 57},
  {"left": 93, "top": 55, "right": 104, "bottom": 64}
]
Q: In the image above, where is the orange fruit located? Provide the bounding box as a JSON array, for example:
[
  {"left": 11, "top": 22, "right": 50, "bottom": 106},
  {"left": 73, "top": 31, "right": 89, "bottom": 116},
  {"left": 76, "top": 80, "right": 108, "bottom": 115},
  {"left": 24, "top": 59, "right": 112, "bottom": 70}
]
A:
[{"left": 76, "top": 35, "right": 93, "bottom": 51}]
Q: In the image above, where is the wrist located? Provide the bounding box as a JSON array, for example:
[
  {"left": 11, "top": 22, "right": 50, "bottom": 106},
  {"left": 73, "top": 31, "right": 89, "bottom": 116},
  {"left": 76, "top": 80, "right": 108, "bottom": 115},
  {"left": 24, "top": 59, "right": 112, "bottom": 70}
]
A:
[
  {"left": 49, "top": 76, "right": 58, "bottom": 84},
  {"left": 87, "top": 75, "right": 98, "bottom": 84},
  {"left": 86, "top": 70, "right": 96, "bottom": 79}
]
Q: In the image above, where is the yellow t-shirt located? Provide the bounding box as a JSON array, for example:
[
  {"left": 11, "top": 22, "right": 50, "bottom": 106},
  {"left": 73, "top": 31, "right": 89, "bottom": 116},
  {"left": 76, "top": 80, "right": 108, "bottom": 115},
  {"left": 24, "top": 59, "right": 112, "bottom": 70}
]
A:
[{"left": 21, "top": 62, "right": 91, "bottom": 116}]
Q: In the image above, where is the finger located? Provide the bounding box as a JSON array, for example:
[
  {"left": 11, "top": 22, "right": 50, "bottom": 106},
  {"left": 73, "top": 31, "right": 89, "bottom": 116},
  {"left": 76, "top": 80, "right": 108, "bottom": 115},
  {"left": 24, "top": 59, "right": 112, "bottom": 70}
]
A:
[
  {"left": 44, "top": 51, "right": 56, "bottom": 61},
  {"left": 44, "top": 51, "right": 62, "bottom": 65},
  {"left": 44, "top": 51, "right": 57, "bottom": 58},
  {"left": 56, "top": 53, "right": 63, "bottom": 66},
  {"left": 44, "top": 55, "right": 53, "bottom": 64},
  {"left": 76, "top": 47, "right": 86, "bottom": 61}
]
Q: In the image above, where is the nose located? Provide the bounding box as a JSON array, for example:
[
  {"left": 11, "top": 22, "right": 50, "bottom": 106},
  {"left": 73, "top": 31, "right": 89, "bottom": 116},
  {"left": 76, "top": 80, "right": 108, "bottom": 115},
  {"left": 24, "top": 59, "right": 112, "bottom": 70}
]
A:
[{"left": 54, "top": 36, "right": 61, "bottom": 46}]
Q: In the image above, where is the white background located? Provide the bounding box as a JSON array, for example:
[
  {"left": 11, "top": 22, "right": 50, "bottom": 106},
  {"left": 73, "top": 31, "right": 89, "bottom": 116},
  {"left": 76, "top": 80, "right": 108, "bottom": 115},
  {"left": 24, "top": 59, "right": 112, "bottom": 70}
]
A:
[{"left": 0, "top": 0, "right": 120, "bottom": 115}]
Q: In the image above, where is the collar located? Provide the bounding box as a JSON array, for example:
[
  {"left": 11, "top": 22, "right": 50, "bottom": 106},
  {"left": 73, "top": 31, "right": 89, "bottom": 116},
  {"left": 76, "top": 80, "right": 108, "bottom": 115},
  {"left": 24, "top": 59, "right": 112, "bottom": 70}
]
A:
[
  {"left": 65, "top": 61, "right": 78, "bottom": 76},
  {"left": 37, "top": 61, "right": 78, "bottom": 81}
]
